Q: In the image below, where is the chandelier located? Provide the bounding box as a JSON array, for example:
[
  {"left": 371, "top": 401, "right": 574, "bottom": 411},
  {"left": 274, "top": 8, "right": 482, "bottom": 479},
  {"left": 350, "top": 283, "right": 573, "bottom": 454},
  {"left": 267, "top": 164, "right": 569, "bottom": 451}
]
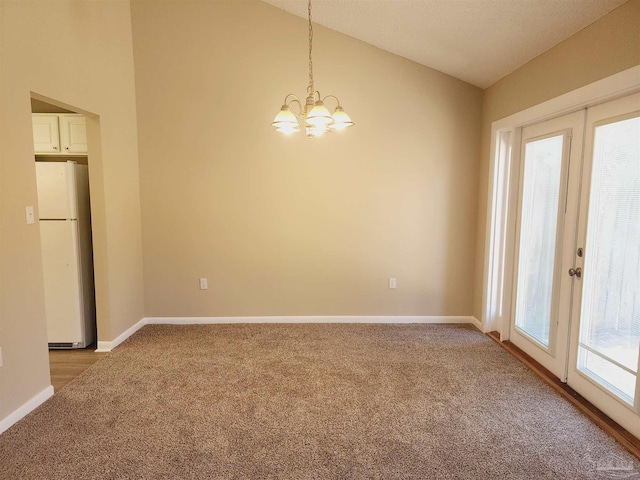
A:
[{"left": 272, "top": 0, "right": 354, "bottom": 138}]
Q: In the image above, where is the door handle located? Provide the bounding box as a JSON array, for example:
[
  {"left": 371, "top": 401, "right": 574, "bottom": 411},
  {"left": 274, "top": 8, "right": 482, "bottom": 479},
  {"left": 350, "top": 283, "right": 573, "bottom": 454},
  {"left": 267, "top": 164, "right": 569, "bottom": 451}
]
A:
[{"left": 569, "top": 267, "right": 582, "bottom": 278}]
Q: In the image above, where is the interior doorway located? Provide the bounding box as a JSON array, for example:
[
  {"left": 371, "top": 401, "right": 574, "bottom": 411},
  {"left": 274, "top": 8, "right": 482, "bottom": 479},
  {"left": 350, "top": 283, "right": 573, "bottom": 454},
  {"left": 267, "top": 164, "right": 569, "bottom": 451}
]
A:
[{"left": 31, "top": 96, "right": 102, "bottom": 389}]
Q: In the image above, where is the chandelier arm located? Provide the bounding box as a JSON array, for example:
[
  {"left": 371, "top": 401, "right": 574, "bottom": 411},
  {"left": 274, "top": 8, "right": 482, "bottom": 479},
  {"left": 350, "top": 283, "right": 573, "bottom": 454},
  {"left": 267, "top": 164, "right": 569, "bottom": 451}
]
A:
[
  {"left": 284, "top": 94, "right": 301, "bottom": 105},
  {"left": 287, "top": 98, "right": 303, "bottom": 117},
  {"left": 321, "top": 94, "right": 342, "bottom": 108}
]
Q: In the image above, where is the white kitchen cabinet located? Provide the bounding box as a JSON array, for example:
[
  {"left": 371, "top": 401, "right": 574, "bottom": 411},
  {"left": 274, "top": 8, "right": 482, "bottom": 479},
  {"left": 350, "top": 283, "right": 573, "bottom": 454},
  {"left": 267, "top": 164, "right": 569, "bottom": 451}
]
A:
[
  {"left": 59, "top": 115, "right": 87, "bottom": 153},
  {"left": 32, "top": 115, "right": 61, "bottom": 153},
  {"left": 32, "top": 114, "right": 87, "bottom": 155}
]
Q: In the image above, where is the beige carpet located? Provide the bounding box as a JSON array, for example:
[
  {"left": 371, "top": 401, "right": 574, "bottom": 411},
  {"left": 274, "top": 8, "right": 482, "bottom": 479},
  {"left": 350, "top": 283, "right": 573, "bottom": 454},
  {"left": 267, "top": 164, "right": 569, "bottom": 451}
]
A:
[{"left": 0, "top": 324, "right": 638, "bottom": 479}]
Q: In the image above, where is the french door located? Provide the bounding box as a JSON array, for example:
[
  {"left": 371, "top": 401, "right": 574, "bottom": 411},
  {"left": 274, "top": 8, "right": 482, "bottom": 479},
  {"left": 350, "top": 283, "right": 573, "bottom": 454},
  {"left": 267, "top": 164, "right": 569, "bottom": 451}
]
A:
[
  {"left": 510, "top": 111, "right": 584, "bottom": 380},
  {"left": 510, "top": 93, "right": 640, "bottom": 437}
]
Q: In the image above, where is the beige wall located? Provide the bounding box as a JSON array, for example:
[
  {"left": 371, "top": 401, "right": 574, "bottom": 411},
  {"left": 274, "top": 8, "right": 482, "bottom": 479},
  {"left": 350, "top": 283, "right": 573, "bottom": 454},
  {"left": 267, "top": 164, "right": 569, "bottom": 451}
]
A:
[
  {"left": 131, "top": 0, "right": 483, "bottom": 318},
  {"left": 473, "top": 0, "right": 640, "bottom": 320},
  {"left": 0, "top": 1, "right": 144, "bottom": 421}
]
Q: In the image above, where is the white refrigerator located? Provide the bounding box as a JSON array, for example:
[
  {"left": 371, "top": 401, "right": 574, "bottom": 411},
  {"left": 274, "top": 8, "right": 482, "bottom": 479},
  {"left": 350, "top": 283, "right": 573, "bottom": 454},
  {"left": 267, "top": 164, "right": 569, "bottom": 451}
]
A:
[{"left": 36, "top": 161, "right": 96, "bottom": 349}]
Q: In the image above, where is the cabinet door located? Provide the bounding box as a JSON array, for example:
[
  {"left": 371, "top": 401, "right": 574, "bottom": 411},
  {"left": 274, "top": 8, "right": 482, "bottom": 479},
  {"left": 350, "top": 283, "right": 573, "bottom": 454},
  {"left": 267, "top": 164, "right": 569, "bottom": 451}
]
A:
[
  {"left": 32, "top": 115, "right": 61, "bottom": 153},
  {"left": 59, "top": 115, "right": 87, "bottom": 154}
]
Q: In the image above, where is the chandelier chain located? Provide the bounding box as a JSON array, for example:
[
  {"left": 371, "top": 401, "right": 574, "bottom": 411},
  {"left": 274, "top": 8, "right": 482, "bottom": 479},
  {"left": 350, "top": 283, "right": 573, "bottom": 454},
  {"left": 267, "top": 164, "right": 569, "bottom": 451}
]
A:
[{"left": 307, "top": 0, "right": 314, "bottom": 97}]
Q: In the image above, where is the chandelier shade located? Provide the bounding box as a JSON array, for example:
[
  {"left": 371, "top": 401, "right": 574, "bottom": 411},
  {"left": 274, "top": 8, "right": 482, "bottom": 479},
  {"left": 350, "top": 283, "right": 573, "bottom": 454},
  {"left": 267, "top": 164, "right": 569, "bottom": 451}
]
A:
[
  {"left": 272, "top": 105, "right": 300, "bottom": 131},
  {"left": 276, "top": 125, "right": 301, "bottom": 135},
  {"left": 306, "top": 101, "right": 334, "bottom": 127},
  {"left": 330, "top": 106, "right": 354, "bottom": 131},
  {"left": 272, "top": 0, "right": 354, "bottom": 138}
]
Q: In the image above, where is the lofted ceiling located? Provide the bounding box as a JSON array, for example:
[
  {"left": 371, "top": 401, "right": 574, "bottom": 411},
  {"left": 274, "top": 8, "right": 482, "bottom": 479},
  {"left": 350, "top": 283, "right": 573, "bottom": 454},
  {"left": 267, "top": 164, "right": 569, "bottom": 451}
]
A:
[{"left": 262, "top": 0, "right": 628, "bottom": 88}]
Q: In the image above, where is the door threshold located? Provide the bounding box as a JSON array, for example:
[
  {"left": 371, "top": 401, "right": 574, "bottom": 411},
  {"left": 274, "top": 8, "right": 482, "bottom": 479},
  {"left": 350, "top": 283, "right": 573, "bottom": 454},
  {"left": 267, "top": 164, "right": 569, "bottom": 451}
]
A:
[{"left": 487, "top": 331, "right": 640, "bottom": 459}]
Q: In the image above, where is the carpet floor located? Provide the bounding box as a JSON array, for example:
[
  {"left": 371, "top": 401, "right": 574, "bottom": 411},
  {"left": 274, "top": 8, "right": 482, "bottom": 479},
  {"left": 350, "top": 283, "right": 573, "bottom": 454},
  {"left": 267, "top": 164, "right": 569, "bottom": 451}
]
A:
[{"left": 0, "top": 324, "right": 638, "bottom": 479}]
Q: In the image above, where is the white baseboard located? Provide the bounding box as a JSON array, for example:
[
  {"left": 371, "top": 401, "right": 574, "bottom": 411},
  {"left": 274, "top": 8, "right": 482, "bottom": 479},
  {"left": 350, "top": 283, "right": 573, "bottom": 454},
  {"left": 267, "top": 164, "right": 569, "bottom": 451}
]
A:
[
  {"left": 145, "top": 315, "right": 480, "bottom": 325},
  {"left": 469, "top": 316, "right": 483, "bottom": 332},
  {"left": 95, "top": 316, "right": 483, "bottom": 352},
  {"left": 0, "top": 386, "right": 53, "bottom": 435},
  {"left": 95, "top": 317, "right": 146, "bottom": 352}
]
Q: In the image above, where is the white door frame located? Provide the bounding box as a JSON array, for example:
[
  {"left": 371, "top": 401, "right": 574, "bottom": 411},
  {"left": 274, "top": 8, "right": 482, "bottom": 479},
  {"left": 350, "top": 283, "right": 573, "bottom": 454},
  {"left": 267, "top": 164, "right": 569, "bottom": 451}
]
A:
[{"left": 481, "top": 65, "right": 640, "bottom": 338}]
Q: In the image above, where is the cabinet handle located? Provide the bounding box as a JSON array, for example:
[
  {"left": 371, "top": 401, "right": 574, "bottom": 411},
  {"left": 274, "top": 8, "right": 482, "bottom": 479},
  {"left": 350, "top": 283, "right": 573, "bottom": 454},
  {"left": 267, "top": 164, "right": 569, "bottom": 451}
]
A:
[
  {"left": 53, "top": 146, "right": 58, "bottom": 150},
  {"left": 65, "top": 146, "right": 69, "bottom": 150}
]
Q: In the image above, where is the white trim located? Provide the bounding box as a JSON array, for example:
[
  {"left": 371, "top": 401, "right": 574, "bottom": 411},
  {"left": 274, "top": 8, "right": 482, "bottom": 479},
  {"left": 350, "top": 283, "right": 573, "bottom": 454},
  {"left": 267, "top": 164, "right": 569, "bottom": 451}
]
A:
[
  {"left": 0, "top": 386, "right": 54, "bottom": 435},
  {"left": 94, "top": 316, "right": 482, "bottom": 352},
  {"left": 468, "top": 315, "right": 483, "bottom": 332},
  {"left": 483, "top": 129, "right": 513, "bottom": 335},
  {"left": 481, "top": 65, "right": 640, "bottom": 335},
  {"left": 95, "top": 317, "right": 146, "bottom": 352},
  {"left": 145, "top": 315, "right": 480, "bottom": 326}
]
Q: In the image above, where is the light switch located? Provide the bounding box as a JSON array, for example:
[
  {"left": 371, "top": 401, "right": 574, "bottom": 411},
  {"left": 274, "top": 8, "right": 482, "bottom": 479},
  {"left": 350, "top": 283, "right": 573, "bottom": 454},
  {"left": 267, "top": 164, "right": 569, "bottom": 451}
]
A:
[
  {"left": 199, "top": 278, "right": 208, "bottom": 290},
  {"left": 25, "top": 206, "right": 35, "bottom": 225},
  {"left": 389, "top": 277, "right": 397, "bottom": 289}
]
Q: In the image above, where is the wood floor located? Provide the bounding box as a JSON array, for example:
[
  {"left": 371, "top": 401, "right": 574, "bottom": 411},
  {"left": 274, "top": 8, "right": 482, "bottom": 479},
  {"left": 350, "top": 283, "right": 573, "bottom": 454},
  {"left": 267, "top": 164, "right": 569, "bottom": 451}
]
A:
[{"left": 49, "top": 344, "right": 107, "bottom": 392}]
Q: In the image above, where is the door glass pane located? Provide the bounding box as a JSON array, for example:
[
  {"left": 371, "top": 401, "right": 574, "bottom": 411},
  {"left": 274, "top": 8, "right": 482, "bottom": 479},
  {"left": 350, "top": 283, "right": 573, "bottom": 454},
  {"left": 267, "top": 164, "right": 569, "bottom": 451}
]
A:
[
  {"left": 578, "top": 116, "right": 640, "bottom": 405},
  {"left": 515, "top": 135, "right": 564, "bottom": 347}
]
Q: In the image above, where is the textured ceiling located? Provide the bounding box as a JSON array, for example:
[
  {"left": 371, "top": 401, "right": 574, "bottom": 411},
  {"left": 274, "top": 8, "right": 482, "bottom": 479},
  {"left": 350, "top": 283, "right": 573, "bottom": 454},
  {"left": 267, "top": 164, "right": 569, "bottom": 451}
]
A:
[{"left": 262, "top": 0, "right": 627, "bottom": 88}]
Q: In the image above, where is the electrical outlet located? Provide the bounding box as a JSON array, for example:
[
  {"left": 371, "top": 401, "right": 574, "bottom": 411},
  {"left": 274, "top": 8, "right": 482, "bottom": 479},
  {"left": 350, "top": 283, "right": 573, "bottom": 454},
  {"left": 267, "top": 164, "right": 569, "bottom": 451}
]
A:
[
  {"left": 199, "top": 278, "right": 208, "bottom": 290},
  {"left": 389, "top": 277, "right": 397, "bottom": 289}
]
